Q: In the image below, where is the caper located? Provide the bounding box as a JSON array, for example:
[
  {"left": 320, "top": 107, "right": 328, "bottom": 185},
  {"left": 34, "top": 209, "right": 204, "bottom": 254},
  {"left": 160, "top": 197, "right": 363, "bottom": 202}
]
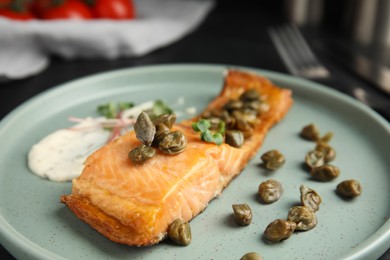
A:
[
  {"left": 232, "top": 204, "right": 252, "bottom": 226},
  {"left": 243, "top": 100, "right": 262, "bottom": 113},
  {"left": 287, "top": 206, "right": 317, "bottom": 231},
  {"left": 134, "top": 111, "right": 156, "bottom": 146},
  {"left": 158, "top": 130, "right": 187, "bottom": 155},
  {"left": 152, "top": 123, "right": 171, "bottom": 146},
  {"left": 258, "top": 102, "right": 270, "bottom": 114},
  {"left": 319, "top": 131, "right": 333, "bottom": 143},
  {"left": 153, "top": 113, "right": 177, "bottom": 129},
  {"left": 225, "top": 130, "right": 244, "bottom": 148},
  {"left": 336, "top": 179, "right": 362, "bottom": 198},
  {"left": 240, "top": 252, "right": 263, "bottom": 260},
  {"left": 315, "top": 142, "right": 336, "bottom": 162},
  {"left": 223, "top": 99, "right": 243, "bottom": 112},
  {"left": 238, "top": 110, "right": 260, "bottom": 126},
  {"left": 300, "top": 185, "right": 322, "bottom": 212},
  {"left": 167, "top": 219, "right": 191, "bottom": 246},
  {"left": 263, "top": 219, "right": 296, "bottom": 243},
  {"left": 311, "top": 164, "right": 340, "bottom": 182},
  {"left": 220, "top": 110, "right": 236, "bottom": 129},
  {"left": 208, "top": 117, "right": 224, "bottom": 131},
  {"left": 128, "top": 144, "right": 156, "bottom": 164},
  {"left": 201, "top": 110, "right": 213, "bottom": 119},
  {"left": 305, "top": 150, "right": 325, "bottom": 169},
  {"left": 258, "top": 179, "right": 283, "bottom": 204},
  {"left": 261, "top": 150, "right": 285, "bottom": 170},
  {"left": 240, "top": 89, "right": 261, "bottom": 102},
  {"left": 235, "top": 116, "right": 254, "bottom": 133},
  {"left": 300, "top": 123, "right": 320, "bottom": 141}
]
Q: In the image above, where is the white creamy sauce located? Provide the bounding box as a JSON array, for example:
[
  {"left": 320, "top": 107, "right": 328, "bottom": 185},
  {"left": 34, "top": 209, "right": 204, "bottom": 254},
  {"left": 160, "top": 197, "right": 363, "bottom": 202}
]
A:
[
  {"left": 120, "top": 100, "right": 154, "bottom": 120},
  {"left": 28, "top": 118, "right": 110, "bottom": 182}
]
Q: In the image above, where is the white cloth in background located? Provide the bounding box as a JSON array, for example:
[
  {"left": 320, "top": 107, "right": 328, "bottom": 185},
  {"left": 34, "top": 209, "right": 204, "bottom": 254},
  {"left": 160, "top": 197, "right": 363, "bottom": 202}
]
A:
[{"left": 0, "top": 0, "right": 215, "bottom": 80}]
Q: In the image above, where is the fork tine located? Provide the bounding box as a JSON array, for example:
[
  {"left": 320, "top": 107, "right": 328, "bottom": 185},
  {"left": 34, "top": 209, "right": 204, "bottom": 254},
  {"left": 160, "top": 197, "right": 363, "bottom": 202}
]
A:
[
  {"left": 269, "top": 25, "right": 330, "bottom": 79},
  {"left": 284, "top": 26, "right": 322, "bottom": 69},
  {"left": 268, "top": 27, "right": 300, "bottom": 76}
]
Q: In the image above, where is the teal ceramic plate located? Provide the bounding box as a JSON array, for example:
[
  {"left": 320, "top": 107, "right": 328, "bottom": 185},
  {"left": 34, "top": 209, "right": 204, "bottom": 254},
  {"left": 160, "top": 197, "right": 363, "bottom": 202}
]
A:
[{"left": 0, "top": 65, "right": 389, "bottom": 260}]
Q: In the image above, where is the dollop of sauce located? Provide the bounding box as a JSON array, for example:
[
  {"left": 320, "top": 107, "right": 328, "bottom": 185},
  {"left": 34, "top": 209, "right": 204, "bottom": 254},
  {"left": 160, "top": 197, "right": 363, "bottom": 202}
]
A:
[{"left": 28, "top": 118, "right": 110, "bottom": 182}]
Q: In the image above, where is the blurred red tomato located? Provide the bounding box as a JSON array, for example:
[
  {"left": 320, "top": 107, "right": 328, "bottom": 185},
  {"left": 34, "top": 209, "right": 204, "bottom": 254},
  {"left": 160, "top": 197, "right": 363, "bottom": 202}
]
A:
[
  {"left": 40, "top": 0, "right": 93, "bottom": 19},
  {"left": 0, "top": 0, "right": 12, "bottom": 5},
  {"left": 0, "top": 8, "right": 34, "bottom": 20},
  {"left": 29, "top": 0, "right": 52, "bottom": 17},
  {"left": 0, "top": 0, "right": 34, "bottom": 20},
  {"left": 92, "top": 0, "right": 135, "bottom": 20}
]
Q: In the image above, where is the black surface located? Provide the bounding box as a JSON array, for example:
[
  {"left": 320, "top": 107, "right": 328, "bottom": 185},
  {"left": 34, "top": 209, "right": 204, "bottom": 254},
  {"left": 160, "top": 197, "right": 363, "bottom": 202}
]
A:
[{"left": 0, "top": 1, "right": 389, "bottom": 259}]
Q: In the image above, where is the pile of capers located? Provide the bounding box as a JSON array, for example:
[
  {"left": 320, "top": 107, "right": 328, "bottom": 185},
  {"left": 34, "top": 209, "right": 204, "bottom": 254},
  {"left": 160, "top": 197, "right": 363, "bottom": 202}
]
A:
[
  {"left": 201, "top": 89, "right": 268, "bottom": 148},
  {"left": 300, "top": 123, "right": 362, "bottom": 198},
  {"left": 262, "top": 184, "right": 321, "bottom": 243},
  {"left": 129, "top": 112, "right": 187, "bottom": 164},
  {"left": 260, "top": 123, "right": 363, "bottom": 244},
  {"left": 301, "top": 123, "right": 339, "bottom": 181}
]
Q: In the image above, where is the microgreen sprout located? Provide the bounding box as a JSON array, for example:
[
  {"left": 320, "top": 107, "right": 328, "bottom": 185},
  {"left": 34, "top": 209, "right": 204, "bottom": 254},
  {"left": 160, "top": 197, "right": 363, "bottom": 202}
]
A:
[
  {"left": 97, "top": 102, "right": 134, "bottom": 119},
  {"left": 192, "top": 119, "right": 225, "bottom": 145},
  {"left": 149, "top": 100, "right": 173, "bottom": 119}
]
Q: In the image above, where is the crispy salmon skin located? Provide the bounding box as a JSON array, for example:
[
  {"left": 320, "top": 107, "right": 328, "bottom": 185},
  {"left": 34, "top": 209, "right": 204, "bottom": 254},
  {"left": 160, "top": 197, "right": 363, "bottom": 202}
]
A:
[{"left": 61, "top": 69, "right": 293, "bottom": 246}]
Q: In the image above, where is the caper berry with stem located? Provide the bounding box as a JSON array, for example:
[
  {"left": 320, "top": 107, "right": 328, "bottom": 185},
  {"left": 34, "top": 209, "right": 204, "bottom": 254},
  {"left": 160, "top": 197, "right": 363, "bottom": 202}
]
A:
[
  {"left": 261, "top": 150, "right": 285, "bottom": 170},
  {"left": 158, "top": 130, "right": 187, "bottom": 155},
  {"left": 263, "top": 219, "right": 296, "bottom": 243},
  {"left": 311, "top": 164, "right": 340, "bottom": 182},
  {"left": 287, "top": 206, "right": 317, "bottom": 231},
  {"left": 305, "top": 150, "right": 325, "bottom": 169},
  {"left": 167, "top": 218, "right": 191, "bottom": 246},
  {"left": 300, "top": 185, "right": 322, "bottom": 212},
  {"left": 300, "top": 123, "right": 320, "bottom": 141},
  {"left": 336, "top": 179, "right": 362, "bottom": 198},
  {"left": 258, "top": 179, "right": 283, "bottom": 204},
  {"left": 128, "top": 144, "right": 156, "bottom": 164},
  {"left": 225, "top": 130, "right": 244, "bottom": 148},
  {"left": 240, "top": 252, "right": 263, "bottom": 260},
  {"left": 232, "top": 204, "right": 252, "bottom": 226},
  {"left": 134, "top": 111, "right": 156, "bottom": 146}
]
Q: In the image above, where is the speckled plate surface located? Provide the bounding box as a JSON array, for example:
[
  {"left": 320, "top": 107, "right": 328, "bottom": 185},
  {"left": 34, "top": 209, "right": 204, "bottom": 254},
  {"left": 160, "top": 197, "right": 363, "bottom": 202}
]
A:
[{"left": 0, "top": 64, "right": 389, "bottom": 260}]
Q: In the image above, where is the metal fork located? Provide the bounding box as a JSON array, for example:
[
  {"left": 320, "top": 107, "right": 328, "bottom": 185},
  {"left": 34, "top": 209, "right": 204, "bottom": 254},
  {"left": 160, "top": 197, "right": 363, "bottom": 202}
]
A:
[
  {"left": 268, "top": 25, "right": 390, "bottom": 120},
  {"left": 269, "top": 25, "right": 330, "bottom": 79}
]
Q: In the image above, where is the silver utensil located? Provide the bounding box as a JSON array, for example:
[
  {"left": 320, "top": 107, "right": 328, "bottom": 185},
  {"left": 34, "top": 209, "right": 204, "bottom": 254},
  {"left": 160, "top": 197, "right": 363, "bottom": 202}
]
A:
[
  {"left": 268, "top": 25, "right": 390, "bottom": 113},
  {"left": 269, "top": 25, "right": 330, "bottom": 79}
]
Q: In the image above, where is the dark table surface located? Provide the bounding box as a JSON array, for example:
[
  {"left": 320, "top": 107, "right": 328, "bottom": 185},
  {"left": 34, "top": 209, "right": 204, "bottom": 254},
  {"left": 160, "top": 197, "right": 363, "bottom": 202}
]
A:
[{"left": 0, "top": 1, "right": 389, "bottom": 259}]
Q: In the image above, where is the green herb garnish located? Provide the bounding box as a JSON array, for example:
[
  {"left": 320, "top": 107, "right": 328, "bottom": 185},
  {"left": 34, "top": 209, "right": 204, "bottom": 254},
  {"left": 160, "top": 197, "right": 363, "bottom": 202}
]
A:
[
  {"left": 151, "top": 100, "right": 173, "bottom": 117},
  {"left": 192, "top": 119, "right": 225, "bottom": 145},
  {"left": 97, "top": 102, "right": 134, "bottom": 118}
]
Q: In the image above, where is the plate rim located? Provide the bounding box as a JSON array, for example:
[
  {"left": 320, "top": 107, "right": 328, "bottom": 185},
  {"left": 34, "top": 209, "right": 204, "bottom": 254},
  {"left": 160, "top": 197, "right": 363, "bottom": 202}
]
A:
[{"left": 0, "top": 63, "right": 389, "bottom": 260}]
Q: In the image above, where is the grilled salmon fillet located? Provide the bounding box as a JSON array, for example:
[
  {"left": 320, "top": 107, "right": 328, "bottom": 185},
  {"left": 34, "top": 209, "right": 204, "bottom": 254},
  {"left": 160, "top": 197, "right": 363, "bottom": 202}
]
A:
[{"left": 61, "top": 69, "right": 293, "bottom": 246}]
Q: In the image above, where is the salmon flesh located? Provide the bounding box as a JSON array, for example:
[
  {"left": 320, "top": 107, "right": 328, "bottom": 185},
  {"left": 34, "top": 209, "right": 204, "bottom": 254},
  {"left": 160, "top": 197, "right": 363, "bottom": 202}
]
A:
[{"left": 61, "top": 69, "right": 293, "bottom": 246}]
